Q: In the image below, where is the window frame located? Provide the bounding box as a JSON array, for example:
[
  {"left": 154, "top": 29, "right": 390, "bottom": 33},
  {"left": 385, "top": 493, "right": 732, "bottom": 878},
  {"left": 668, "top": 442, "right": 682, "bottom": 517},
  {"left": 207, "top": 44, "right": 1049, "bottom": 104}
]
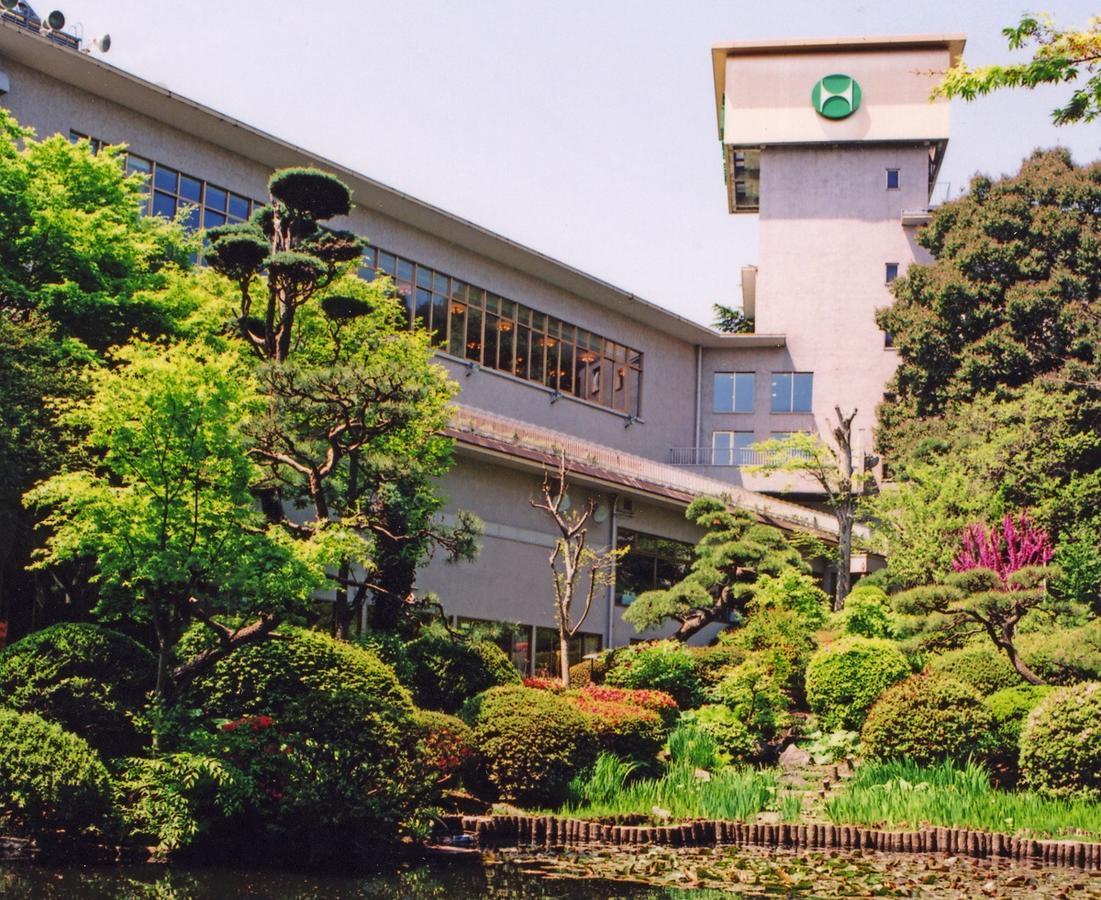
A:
[
  {"left": 770, "top": 372, "right": 813, "bottom": 414},
  {"left": 885, "top": 262, "right": 900, "bottom": 283},
  {"left": 713, "top": 371, "right": 755, "bottom": 414},
  {"left": 886, "top": 168, "right": 901, "bottom": 190}
]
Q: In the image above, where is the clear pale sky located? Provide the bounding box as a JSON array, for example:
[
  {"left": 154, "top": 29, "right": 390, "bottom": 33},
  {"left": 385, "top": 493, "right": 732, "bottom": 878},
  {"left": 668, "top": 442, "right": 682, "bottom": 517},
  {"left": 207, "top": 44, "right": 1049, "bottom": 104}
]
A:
[{"left": 51, "top": 1, "right": 1101, "bottom": 325}]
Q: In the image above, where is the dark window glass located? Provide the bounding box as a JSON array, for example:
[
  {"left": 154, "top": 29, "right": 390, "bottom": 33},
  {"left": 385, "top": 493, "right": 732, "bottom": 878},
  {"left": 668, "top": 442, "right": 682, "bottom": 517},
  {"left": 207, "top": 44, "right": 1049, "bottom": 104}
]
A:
[
  {"left": 886, "top": 168, "right": 901, "bottom": 190},
  {"left": 182, "top": 206, "right": 200, "bottom": 232},
  {"left": 483, "top": 314, "right": 499, "bottom": 369},
  {"left": 179, "top": 175, "right": 201, "bottom": 202},
  {"left": 433, "top": 272, "right": 449, "bottom": 294},
  {"left": 153, "top": 166, "right": 177, "bottom": 193},
  {"left": 514, "top": 324, "right": 530, "bottom": 379},
  {"left": 465, "top": 305, "right": 482, "bottom": 362},
  {"left": 448, "top": 300, "right": 467, "bottom": 357},
  {"left": 558, "top": 342, "right": 574, "bottom": 394},
  {"left": 414, "top": 287, "right": 431, "bottom": 330},
  {"left": 792, "top": 373, "right": 813, "bottom": 412},
  {"left": 203, "top": 209, "right": 226, "bottom": 229},
  {"left": 885, "top": 262, "right": 899, "bottom": 283},
  {"left": 205, "top": 185, "right": 227, "bottom": 211},
  {"left": 415, "top": 266, "right": 432, "bottom": 289},
  {"left": 615, "top": 530, "right": 692, "bottom": 605},
  {"left": 543, "top": 339, "right": 559, "bottom": 389},
  {"left": 378, "top": 252, "right": 396, "bottom": 275},
  {"left": 431, "top": 292, "right": 447, "bottom": 345},
  {"left": 152, "top": 191, "right": 176, "bottom": 219},
  {"left": 228, "top": 194, "right": 250, "bottom": 220},
  {"left": 497, "top": 319, "right": 513, "bottom": 373},
  {"left": 397, "top": 258, "right": 415, "bottom": 283}
]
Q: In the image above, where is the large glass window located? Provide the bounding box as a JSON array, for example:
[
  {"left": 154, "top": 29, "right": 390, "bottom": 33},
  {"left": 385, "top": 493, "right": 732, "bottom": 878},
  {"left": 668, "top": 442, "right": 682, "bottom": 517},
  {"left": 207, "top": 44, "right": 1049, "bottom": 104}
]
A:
[
  {"left": 714, "top": 372, "right": 755, "bottom": 413},
  {"left": 712, "top": 431, "right": 755, "bottom": 466},
  {"left": 615, "top": 530, "right": 693, "bottom": 606},
  {"left": 362, "top": 246, "right": 643, "bottom": 417},
  {"left": 534, "top": 627, "right": 601, "bottom": 676},
  {"left": 770, "top": 372, "right": 813, "bottom": 413}
]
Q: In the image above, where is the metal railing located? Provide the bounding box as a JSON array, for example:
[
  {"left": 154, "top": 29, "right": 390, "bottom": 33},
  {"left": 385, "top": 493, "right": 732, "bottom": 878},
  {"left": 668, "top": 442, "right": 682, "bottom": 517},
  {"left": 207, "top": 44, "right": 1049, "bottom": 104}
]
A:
[
  {"left": 668, "top": 446, "right": 810, "bottom": 467},
  {"left": 1, "top": 7, "right": 82, "bottom": 50},
  {"left": 447, "top": 404, "right": 838, "bottom": 536}
]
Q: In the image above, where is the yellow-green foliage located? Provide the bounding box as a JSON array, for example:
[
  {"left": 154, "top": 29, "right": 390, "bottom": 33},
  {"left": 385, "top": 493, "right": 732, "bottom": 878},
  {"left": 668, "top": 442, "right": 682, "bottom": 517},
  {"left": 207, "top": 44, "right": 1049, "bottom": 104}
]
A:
[
  {"left": 983, "top": 685, "right": 1053, "bottom": 769},
  {"left": 465, "top": 686, "right": 596, "bottom": 806},
  {"left": 1020, "top": 682, "right": 1101, "bottom": 799},
  {"left": 805, "top": 638, "right": 911, "bottom": 731},
  {"left": 861, "top": 674, "right": 994, "bottom": 765},
  {"left": 928, "top": 645, "right": 1024, "bottom": 694}
]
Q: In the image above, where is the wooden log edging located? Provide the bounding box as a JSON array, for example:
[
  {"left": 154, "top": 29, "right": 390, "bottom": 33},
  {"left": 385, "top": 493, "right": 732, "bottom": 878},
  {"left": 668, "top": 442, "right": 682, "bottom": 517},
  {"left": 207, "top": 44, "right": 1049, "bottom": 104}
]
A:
[{"left": 457, "top": 814, "right": 1101, "bottom": 871}]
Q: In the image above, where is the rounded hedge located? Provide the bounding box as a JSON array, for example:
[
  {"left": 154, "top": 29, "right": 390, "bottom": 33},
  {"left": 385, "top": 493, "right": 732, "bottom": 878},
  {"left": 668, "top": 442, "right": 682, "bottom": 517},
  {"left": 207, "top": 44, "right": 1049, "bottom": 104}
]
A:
[
  {"left": 681, "top": 704, "right": 757, "bottom": 765},
  {"left": 1019, "top": 682, "right": 1101, "bottom": 798},
  {"left": 686, "top": 642, "right": 747, "bottom": 687},
  {"left": 835, "top": 585, "right": 893, "bottom": 638},
  {"left": 861, "top": 674, "right": 994, "bottom": 765},
  {"left": 604, "top": 640, "right": 703, "bottom": 709},
  {"left": 566, "top": 694, "right": 666, "bottom": 766},
  {"left": 0, "top": 622, "right": 154, "bottom": 757},
  {"left": 268, "top": 167, "right": 351, "bottom": 220},
  {"left": 413, "top": 709, "right": 476, "bottom": 789},
  {"left": 1018, "top": 620, "right": 1101, "bottom": 685},
  {"left": 805, "top": 638, "right": 911, "bottom": 731},
  {"left": 983, "top": 684, "right": 1054, "bottom": 772},
  {"left": 928, "top": 645, "right": 1024, "bottom": 695},
  {"left": 466, "top": 686, "right": 596, "bottom": 806},
  {"left": 404, "top": 630, "right": 521, "bottom": 713},
  {"left": 181, "top": 626, "right": 414, "bottom": 722},
  {"left": 0, "top": 708, "right": 114, "bottom": 833}
]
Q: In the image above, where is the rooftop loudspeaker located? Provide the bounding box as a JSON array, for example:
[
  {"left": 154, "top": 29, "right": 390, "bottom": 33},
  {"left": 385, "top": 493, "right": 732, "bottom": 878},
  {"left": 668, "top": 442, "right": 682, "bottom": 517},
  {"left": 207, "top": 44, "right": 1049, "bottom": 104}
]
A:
[
  {"left": 89, "top": 33, "right": 110, "bottom": 52},
  {"left": 0, "top": 1, "right": 20, "bottom": 11},
  {"left": 44, "top": 9, "right": 64, "bottom": 30}
]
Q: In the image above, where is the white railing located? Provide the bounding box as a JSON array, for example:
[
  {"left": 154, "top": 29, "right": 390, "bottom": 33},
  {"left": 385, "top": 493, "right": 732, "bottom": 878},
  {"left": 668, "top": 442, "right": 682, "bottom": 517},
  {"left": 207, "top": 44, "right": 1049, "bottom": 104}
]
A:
[
  {"left": 447, "top": 405, "right": 839, "bottom": 537},
  {"left": 667, "top": 446, "right": 800, "bottom": 467}
]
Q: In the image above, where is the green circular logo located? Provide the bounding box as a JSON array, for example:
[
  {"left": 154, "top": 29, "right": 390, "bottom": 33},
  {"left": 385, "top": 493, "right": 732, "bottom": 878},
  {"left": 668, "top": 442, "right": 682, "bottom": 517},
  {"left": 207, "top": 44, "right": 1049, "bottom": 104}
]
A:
[{"left": 811, "top": 74, "right": 862, "bottom": 119}]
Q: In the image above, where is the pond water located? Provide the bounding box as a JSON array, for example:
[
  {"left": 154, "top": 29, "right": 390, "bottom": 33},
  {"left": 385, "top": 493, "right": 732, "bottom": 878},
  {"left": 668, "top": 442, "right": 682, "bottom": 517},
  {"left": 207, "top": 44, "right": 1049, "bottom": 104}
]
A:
[{"left": 2, "top": 845, "right": 1099, "bottom": 898}]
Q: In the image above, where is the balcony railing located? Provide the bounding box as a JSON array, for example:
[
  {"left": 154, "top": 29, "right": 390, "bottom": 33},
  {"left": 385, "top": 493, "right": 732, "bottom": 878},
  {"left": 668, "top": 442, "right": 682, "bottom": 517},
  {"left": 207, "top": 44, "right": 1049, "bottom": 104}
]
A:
[
  {"left": 668, "top": 447, "right": 807, "bottom": 467},
  {"left": 1, "top": 7, "right": 82, "bottom": 50}
]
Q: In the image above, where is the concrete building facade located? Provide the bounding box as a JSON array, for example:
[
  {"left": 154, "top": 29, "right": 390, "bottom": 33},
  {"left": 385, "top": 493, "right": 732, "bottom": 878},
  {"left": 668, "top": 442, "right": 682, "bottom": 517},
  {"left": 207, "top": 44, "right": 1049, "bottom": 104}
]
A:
[{"left": 0, "top": 10, "right": 958, "bottom": 672}]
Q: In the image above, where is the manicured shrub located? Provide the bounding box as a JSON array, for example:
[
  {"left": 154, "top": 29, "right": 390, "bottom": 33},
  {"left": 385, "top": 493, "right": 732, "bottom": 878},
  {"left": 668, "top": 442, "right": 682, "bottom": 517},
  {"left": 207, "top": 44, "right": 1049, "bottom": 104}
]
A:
[
  {"left": 572, "top": 685, "right": 679, "bottom": 727},
  {"left": 355, "top": 629, "right": 415, "bottom": 685},
  {"left": 604, "top": 640, "right": 704, "bottom": 709},
  {"left": 180, "top": 626, "right": 414, "bottom": 720},
  {"left": 861, "top": 674, "right": 994, "bottom": 766},
  {"left": 567, "top": 694, "right": 665, "bottom": 766},
  {"left": 0, "top": 622, "right": 154, "bottom": 757},
  {"left": 413, "top": 709, "right": 476, "bottom": 789},
  {"left": 805, "top": 638, "right": 911, "bottom": 731},
  {"left": 404, "top": 628, "right": 521, "bottom": 713},
  {"left": 928, "top": 645, "right": 1023, "bottom": 695},
  {"left": 710, "top": 653, "right": 792, "bottom": 739},
  {"left": 983, "top": 685, "right": 1054, "bottom": 773},
  {"left": 1019, "top": 682, "right": 1101, "bottom": 799},
  {"left": 679, "top": 705, "right": 757, "bottom": 765},
  {"left": 0, "top": 708, "right": 114, "bottom": 834},
  {"left": 834, "top": 585, "right": 894, "bottom": 638},
  {"left": 729, "top": 604, "right": 818, "bottom": 700},
  {"left": 466, "top": 686, "right": 596, "bottom": 806},
  {"left": 1018, "top": 619, "right": 1101, "bottom": 685},
  {"left": 687, "top": 641, "right": 747, "bottom": 687},
  {"left": 752, "top": 570, "right": 831, "bottom": 630},
  {"left": 567, "top": 648, "right": 623, "bottom": 688}
]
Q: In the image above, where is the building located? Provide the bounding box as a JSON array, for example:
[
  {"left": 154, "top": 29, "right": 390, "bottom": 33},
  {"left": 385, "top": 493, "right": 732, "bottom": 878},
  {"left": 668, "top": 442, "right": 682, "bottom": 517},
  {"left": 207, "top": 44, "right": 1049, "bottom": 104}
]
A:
[{"left": 0, "top": 9, "right": 959, "bottom": 672}]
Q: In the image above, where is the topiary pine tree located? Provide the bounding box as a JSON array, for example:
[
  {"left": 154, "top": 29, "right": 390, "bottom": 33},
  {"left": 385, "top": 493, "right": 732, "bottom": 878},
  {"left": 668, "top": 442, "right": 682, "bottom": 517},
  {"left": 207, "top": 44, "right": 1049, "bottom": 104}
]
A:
[
  {"left": 204, "top": 168, "right": 480, "bottom": 637},
  {"left": 623, "top": 497, "right": 807, "bottom": 641},
  {"left": 894, "top": 512, "right": 1061, "bottom": 684}
]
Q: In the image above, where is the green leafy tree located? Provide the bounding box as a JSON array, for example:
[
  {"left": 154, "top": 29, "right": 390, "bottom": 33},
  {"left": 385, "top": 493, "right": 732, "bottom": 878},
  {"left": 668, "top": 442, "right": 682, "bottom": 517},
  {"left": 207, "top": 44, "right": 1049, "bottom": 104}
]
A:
[
  {"left": 623, "top": 496, "right": 806, "bottom": 641},
  {"left": 0, "top": 109, "right": 192, "bottom": 635},
  {"left": 876, "top": 149, "right": 1100, "bottom": 457},
  {"left": 712, "top": 303, "right": 754, "bottom": 334},
  {"left": 749, "top": 408, "right": 871, "bottom": 608},
  {"left": 202, "top": 167, "right": 479, "bottom": 637},
  {"left": 25, "top": 342, "right": 349, "bottom": 700},
  {"left": 937, "top": 14, "right": 1101, "bottom": 125}
]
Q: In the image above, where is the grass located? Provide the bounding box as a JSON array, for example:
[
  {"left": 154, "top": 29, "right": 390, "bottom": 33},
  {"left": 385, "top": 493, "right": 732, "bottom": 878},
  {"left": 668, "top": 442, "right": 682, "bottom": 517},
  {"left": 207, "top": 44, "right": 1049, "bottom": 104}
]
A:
[
  {"left": 825, "top": 759, "right": 1101, "bottom": 842},
  {"left": 558, "top": 752, "right": 782, "bottom": 822}
]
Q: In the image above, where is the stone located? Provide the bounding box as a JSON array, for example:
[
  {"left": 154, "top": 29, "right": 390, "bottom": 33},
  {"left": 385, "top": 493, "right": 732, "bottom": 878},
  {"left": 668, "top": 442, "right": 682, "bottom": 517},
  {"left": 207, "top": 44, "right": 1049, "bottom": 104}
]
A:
[{"left": 778, "top": 743, "right": 812, "bottom": 769}]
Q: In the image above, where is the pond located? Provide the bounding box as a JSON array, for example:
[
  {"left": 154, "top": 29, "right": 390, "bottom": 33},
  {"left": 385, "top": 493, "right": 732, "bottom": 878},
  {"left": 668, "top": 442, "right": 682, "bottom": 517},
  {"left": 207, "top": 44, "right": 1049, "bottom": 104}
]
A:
[{"left": 2, "top": 845, "right": 1098, "bottom": 898}]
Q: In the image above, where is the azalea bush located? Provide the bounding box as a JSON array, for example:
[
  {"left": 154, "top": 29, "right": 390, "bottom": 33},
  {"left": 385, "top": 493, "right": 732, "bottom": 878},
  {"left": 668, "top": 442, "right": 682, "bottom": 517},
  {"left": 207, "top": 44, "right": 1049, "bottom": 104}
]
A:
[{"left": 604, "top": 640, "right": 704, "bottom": 709}]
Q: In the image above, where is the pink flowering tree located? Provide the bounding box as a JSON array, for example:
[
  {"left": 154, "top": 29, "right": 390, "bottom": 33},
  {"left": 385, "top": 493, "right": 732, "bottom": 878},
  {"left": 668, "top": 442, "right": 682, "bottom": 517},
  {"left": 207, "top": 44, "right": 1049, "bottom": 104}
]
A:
[{"left": 895, "top": 513, "right": 1059, "bottom": 684}]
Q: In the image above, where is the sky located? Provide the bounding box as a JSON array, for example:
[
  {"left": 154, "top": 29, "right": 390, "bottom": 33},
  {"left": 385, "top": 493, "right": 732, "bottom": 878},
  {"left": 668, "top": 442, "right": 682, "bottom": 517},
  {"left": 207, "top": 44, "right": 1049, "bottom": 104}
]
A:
[{"left": 47, "top": 0, "right": 1101, "bottom": 325}]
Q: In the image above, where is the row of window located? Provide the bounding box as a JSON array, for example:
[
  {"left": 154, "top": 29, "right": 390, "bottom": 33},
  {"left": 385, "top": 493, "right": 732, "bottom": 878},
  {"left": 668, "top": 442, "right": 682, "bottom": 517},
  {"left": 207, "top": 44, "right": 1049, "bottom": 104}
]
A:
[
  {"left": 360, "top": 246, "right": 643, "bottom": 416},
  {"left": 71, "top": 130, "right": 644, "bottom": 419},
  {"left": 714, "top": 371, "right": 813, "bottom": 414},
  {"left": 455, "top": 617, "right": 602, "bottom": 676}
]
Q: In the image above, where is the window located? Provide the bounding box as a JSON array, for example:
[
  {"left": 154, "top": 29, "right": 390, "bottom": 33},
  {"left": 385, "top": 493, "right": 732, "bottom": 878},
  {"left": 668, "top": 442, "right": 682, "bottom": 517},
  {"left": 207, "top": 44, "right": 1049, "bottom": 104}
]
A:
[
  {"left": 615, "top": 530, "right": 693, "bottom": 606},
  {"left": 770, "top": 372, "right": 813, "bottom": 413},
  {"left": 69, "top": 130, "right": 107, "bottom": 154},
  {"left": 884, "top": 331, "right": 895, "bottom": 349},
  {"left": 886, "top": 168, "right": 901, "bottom": 190},
  {"left": 885, "top": 262, "right": 899, "bottom": 283},
  {"left": 712, "top": 431, "right": 755, "bottom": 465},
  {"left": 456, "top": 617, "right": 531, "bottom": 673},
  {"left": 361, "top": 246, "right": 643, "bottom": 417},
  {"left": 534, "top": 627, "right": 601, "bottom": 676},
  {"left": 713, "top": 372, "right": 755, "bottom": 413}
]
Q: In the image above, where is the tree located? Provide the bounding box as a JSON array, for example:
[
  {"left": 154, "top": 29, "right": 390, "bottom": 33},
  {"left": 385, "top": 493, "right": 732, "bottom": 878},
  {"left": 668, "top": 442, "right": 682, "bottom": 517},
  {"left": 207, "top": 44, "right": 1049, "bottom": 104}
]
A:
[
  {"left": 712, "top": 303, "right": 754, "bottom": 334},
  {"left": 530, "top": 456, "right": 623, "bottom": 687},
  {"left": 25, "top": 342, "right": 350, "bottom": 700},
  {"left": 203, "top": 167, "right": 479, "bottom": 637},
  {"left": 0, "top": 109, "right": 192, "bottom": 637},
  {"left": 749, "top": 407, "right": 870, "bottom": 609},
  {"left": 876, "top": 149, "right": 1100, "bottom": 459},
  {"left": 937, "top": 14, "right": 1101, "bottom": 125},
  {"left": 623, "top": 496, "right": 806, "bottom": 641},
  {"left": 894, "top": 513, "right": 1059, "bottom": 684}
]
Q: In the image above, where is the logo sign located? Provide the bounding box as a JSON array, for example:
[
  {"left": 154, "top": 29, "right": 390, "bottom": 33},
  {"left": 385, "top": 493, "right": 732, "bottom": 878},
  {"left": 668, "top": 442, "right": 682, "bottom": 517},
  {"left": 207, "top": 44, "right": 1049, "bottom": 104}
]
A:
[{"left": 811, "top": 74, "right": 861, "bottom": 119}]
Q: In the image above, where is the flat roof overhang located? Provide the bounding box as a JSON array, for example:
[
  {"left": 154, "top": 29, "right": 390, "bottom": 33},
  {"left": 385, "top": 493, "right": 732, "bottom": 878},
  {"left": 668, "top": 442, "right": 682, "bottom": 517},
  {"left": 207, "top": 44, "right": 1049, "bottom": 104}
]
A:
[
  {"left": 0, "top": 19, "right": 764, "bottom": 349},
  {"left": 710, "top": 33, "right": 967, "bottom": 141}
]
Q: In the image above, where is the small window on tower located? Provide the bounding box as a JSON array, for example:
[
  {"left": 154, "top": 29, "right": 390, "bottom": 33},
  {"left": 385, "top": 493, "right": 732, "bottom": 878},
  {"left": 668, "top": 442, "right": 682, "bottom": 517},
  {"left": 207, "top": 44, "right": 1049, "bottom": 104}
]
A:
[
  {"left": 885, "top": 262, "right": 899, "bottom": 283},
  {"left": 886, "top": 169, "right": 901, "bottom": 190}
]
